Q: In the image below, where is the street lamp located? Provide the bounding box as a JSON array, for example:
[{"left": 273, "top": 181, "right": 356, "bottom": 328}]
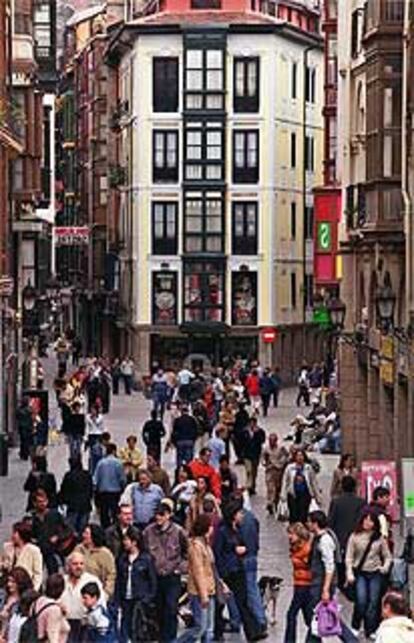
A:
[
  {"left": 327, "top": 297, "right": 347, "bottom": 330},
  {"left": 22, "top": 283, "right": 37, "bottom": 312},
  {"left": 376, "top": 281, "right": 396, "bottom": 331},
  {"left": 45, "top": 276, "right": 60, "bottom": 300}
]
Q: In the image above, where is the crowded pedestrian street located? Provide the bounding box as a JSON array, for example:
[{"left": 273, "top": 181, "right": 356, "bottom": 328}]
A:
[{"left": 1, "top": 354, "right": 358, "bottom": 642}]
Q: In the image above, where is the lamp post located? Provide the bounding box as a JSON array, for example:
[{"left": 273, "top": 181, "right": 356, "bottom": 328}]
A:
[
  {"left": 375, "top": 280, "right": 396, "bottom": 333},
  {"left": 326, "top": 296, "right": 347, "bottom": 382}
]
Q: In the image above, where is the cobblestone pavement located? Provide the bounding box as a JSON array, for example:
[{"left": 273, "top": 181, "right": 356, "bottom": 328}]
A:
[{"left": 0, "top": 355, "right": 358, "bottom": 642}]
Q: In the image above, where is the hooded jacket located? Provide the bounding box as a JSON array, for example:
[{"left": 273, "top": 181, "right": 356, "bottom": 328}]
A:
[{"left": 375, "top": 616, "right": 414, "bottom": 643}]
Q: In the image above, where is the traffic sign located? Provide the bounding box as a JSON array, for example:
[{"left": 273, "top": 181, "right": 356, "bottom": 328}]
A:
[{"left": 261, "top": 327, "right": 277, "bottom": 343}]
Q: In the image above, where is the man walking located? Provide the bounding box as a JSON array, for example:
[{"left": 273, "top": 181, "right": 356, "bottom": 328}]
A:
[
  {"left": 306, "top": 511, "right": 357, "bottom": 642},
  {"left": 171, "top": 406, "right": 199, "bottom": 467},
  {"left": 144, "top": 501, "right": 188, "bottom": 643},
  {"left": 243, "top": 417, "right": 266, "bottom": 495},
  {"left": 120, "top": 469, "right": 164, "bottom": 530},
  {"left": 142, "top": 409, "right": 166, "bottom": 463},
  {"left": 93, "top": 443, "right": 126, "bottom": 528}
]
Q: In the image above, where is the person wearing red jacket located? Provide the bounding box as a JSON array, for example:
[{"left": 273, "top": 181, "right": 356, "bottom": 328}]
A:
[
  {"left": 284, "top": 522, "right": 313, "bottom": 642},
  {"left": 245, "top": 370, "right": 261, "bottom": 414},
  {"left": 188, "top": 448, "right": 221, "bottom": 500}
]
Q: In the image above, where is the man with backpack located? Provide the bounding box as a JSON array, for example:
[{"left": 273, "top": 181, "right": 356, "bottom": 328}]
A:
[{"left": 306, "top": 511, "right": 357, "bottom": 642}]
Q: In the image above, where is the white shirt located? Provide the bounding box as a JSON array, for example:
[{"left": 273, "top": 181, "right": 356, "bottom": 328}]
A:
[
  {"left": 86, "top": 413, "right": 104, "bottom": 436},
  {"left": 61, "top": 572, "right": 105, "bottom": 620},
  {"left": 178, "top": 369, "right": 194, "bottom": 386}
]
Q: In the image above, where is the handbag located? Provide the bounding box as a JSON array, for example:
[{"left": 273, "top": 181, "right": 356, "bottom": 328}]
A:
[
  {"left": 309, "top": 498, "right": 320, "bottom": 513},
  {"left": 389, "top": 557, "right": 408, "bottom": 590},
  {"left": 315, "top": 599, "right": 343, "bottom": 637},
  {"left": 277, "top": 499, "right": 289, "bottom": 522}
]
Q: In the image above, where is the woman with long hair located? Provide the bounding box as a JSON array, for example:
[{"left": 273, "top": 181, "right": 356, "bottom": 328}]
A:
[
  {"left": 345, "top": 510, "right": 392, "bottom": 638},
  {"left": 187, "top": 476, "right": 220, "bottom": 532},
  {"left": 284, "top": 522, "right": 313, "bottom": 642},
  {"left": 74, "top": 524, "right": 116, "bottom": 600},
  {"left": 330, "top": 453, "right": 358, "bottom": 499},
  {"left": 0, "top": 567, "right": 33, "bottom": 643},
  {"left": 280, "top": 449, "right": 322, "bottom": 524}
]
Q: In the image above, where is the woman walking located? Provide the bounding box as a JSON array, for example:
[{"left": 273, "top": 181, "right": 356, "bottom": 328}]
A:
[
  {"left": 280, "top": 449, "right": 322, "bottom": 524},
  {"left": 284, "top": 523, "right": 313, "bottom": 643},
  {"left": 345, "top": 510, "right": 392, "bottom": 638},
  {"left": 330, "top": 453, "right": 358, "bottom": 499},
  {"left": 178, "top": 515, "right": 217, "bottom": 643}
]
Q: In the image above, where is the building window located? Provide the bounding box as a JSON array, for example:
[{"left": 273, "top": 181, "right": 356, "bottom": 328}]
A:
[
  {"left": 232, "top": 271, "right": 257, "bottom": 325},
  {"left": 153, "top": 271, "right": 177, "bottom": 325},
  {"left": 185, "top": 47, "right": 224, "bottom": 111},
  {"left": 34, "top": 2, "right": 52, "bottom": 58},
  {"left": 305, "top": 67, "right": 316, "bottom": 103},
  {"left": 153, "top": 130, "right": 179, "bottom": 182},
  {"left": 291, "top": 132, "right": 297, "bottom": 168},
  {"left": 291, "top": 202, "right": 296, "bottom": 239},
  {"left": 13, "top": 158, "right": 24, "bottom": 190},
  {"left": 291, "top": 61, "right": 297, "bottom": 99},
  {"left": 233, "top": 130, "right": 259, "bottom": 183},
  {"left": 153, "top": 57, "right": 179, "bottom": 112},
  {"left": 184, "top": 122, "right": 224, "bottom": 182},
  {"left": 183, "top": 260, "right": 225, "bottom": 322},
  {"left": 233, "top": 57, "right": 260, "bottom": 113},
  {"left": 305, "top": 135, "right": 315, "bottom": 171},
  {"left": 232, "top": 202, "right": 258, "bottom": 255},
  {"left": 291, "top": 272, "right": 297, "bottom": 309},
  {"left": 152, "top": 202, "right": 178, "bottom": 254},
  {"left": 304, "top": 205, "right": 314, "bottom": 239},
  {"left": 184, "top": 193, "right": 224, "bottom": 253}
]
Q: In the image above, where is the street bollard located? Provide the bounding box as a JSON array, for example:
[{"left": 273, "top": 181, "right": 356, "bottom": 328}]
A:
[{"left": 0, "top": 433, "right": 8, "bottom": 476}]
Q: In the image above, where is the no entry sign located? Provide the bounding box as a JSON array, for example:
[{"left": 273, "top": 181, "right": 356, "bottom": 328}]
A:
[{"left": 261, "top": 327, "right": 277, "bottom": 343}]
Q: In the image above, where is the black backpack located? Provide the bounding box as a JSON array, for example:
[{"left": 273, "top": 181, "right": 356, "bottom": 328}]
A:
[{"left": 19, "top": 602, "right": 55, "bottom": 643}]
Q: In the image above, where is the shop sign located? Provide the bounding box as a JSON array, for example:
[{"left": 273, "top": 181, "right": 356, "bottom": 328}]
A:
[
  {"left": 402, "top": 459, "right": 414, "bottom": 518},
  {"left": 317, "top": 222, "right": 331, "bottom": 251},
  {"left": 54, "top": 226, "right": 90, "bottom": 245},
  {"left": 361, "top": 460, "right": 399, "bottom": 521},
  {"left": 380, "top": 335, "right": 394, "bottom": 360}
]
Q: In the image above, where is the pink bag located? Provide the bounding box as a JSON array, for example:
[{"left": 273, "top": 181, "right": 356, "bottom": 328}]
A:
[{"left": 315, "top": 599, "right": 343, "bottom": 637}]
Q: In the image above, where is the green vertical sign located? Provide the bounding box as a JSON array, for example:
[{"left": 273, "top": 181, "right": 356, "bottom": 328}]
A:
[{"left": 318, "top": 222, "right": 331, "bottom": 251}]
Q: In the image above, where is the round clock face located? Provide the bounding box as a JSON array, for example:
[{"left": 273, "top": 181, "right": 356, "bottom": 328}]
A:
[{"left": 156, "top": 291, "right": 175, "bottom": 310}]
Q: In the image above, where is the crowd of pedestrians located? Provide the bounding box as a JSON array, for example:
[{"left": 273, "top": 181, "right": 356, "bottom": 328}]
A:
[{"left": 4, "top": 352, "right": 414, "bottom": 643}]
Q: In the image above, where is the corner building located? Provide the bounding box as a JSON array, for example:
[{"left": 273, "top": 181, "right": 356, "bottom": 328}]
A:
[{"left": 108, "top": 0, "right": 323, "bottom": 372}]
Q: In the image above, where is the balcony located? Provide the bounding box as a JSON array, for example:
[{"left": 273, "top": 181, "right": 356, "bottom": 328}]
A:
[{"left": 365, "top": 0, "right": 403, "bottom": 34}]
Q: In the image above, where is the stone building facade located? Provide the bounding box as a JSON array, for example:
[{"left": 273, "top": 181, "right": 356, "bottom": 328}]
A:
[{"left": 337, "top": 0, "right": 414, "bottom": 463}]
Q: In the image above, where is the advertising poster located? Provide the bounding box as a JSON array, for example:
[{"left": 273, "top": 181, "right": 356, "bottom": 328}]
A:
[{"left": 361, "top": 460, "right": 399, "bottom": 521}]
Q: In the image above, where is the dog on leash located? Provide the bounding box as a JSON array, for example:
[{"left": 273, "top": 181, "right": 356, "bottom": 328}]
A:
[{"left": 258, "top": 575, "right": 283, "bottom": 626}]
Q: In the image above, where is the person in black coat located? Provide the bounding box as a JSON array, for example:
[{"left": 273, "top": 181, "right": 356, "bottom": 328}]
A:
[
  {"left": 115, "top": 526, "right": 157, "bottom": 643},
  {"left": 171, "top": 407, "right": 198, "bottom": 468},
  {"left": 142, "top": 410, "right": 166, "bottom": 463},
  {"left": 65, "top": 401, "right": 86, "bottom": 460},
  {"left": 24, "top": 455, "right": 57, "bottom": 510},
  {"left": 328, "top": 475, "right": 366, "bottom": 590},
  {"left": 59, "top": 456, "right": 93, "bottom": 536},
  {"left": 232, "top": 403, "right": 250, "bottom": 464},
  {"left": 16, "top": 397, "right": 34, "bottom": 460},
  {"left": 243, "top": 418, "right": 266, "bottom": 495}
]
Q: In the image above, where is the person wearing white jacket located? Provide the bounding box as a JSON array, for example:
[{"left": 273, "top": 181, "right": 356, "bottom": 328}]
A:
[
  {"left": 280, "top": 449, "right": 322, "bottom": 524},
  {"left": 375, "top": 592, "right": 414, "bottom": 643}
]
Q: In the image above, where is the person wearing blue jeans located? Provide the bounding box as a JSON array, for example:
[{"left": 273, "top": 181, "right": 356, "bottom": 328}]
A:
[
  {"left": 240, "top": 508, "right": 267, "bottom": 632},
  {"left": 353, "top": 571, "right": 383, "bottom": 637},
  {"left": 178, "top": 596, "right": 215, "bottom": 643},
  {"left": 285, "top": 586, "right": 313, "bottom": 642}
]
